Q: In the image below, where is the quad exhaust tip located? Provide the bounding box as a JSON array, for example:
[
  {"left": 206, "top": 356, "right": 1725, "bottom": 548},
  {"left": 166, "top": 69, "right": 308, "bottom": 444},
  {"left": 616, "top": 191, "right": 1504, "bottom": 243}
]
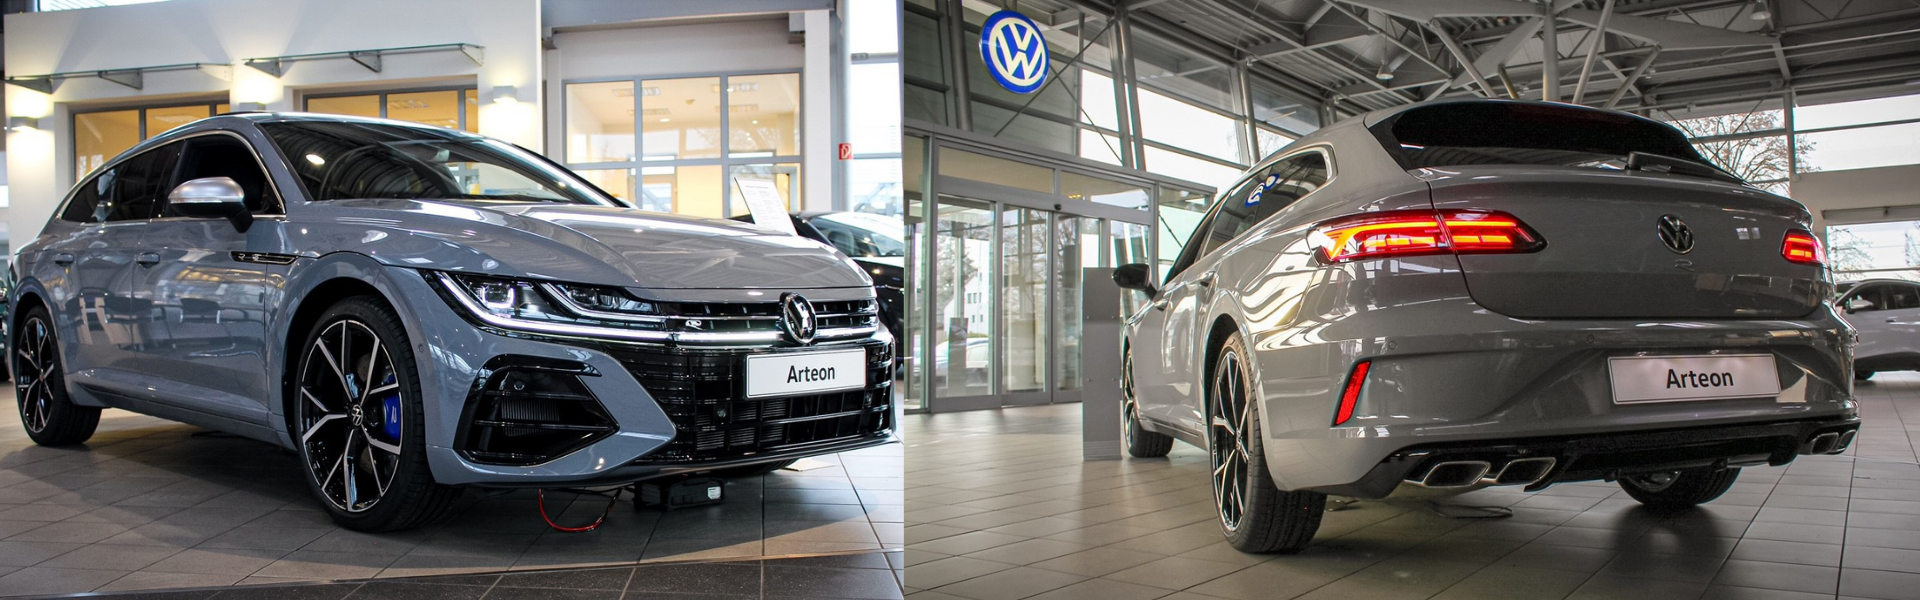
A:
[
  {"left": 1836, "top": 430, "right": 1858, "bottom": 454},
  {"left": 1807, "top": 432, "right": 1839, "bottom": 455},
  {"left": 1417, "top": 461, "right": 1491, "bottom": 488},
  {"left": 1485, "top": 457, "right": 1557, "bottom": 486}
]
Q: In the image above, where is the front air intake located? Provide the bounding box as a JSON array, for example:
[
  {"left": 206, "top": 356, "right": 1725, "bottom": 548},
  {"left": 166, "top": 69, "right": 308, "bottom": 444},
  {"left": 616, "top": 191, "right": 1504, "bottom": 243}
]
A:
[{"left": 456, "top": 358, "right": 616, "bottom": 466}]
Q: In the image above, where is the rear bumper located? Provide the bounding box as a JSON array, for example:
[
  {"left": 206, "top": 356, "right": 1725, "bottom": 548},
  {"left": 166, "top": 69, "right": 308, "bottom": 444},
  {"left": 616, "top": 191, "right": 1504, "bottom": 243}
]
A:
[{"left": 1310, "top": 415, "right": 1860, "bottom": 498}]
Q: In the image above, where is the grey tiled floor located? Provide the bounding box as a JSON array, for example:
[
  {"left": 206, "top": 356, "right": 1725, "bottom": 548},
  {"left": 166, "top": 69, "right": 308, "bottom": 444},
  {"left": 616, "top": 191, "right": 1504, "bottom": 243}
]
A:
[
  {"left": 903, "top": 373, "right": 1920, "bottom": 600},
  {"left": 66, "top": 551, "right": 906, "bottom": 600},
  {"left": 0, "top": 407, "right": 902, "bottom": 597}
]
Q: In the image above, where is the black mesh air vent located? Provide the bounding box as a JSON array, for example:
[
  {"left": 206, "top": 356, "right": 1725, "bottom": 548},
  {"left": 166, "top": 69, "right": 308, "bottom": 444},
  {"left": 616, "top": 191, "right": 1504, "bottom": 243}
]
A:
[{"left": 457, "top": 358, "right": 615, "bottom": 466}]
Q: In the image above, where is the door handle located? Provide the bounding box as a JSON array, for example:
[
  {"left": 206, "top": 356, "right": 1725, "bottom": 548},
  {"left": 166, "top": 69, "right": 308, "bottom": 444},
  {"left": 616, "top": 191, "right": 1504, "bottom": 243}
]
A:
[
  {"left": 52, "top": 253, "right": 74, "bottom": 266},
  {"left": 137, "top": 252, "right": 160, "bottom": 267},
  {"left": 1195, "top": 272, "right": 1216, "bottom": 288},
  {"left": 1151, "top": 298, "right": 1169, "bottom": 311}
]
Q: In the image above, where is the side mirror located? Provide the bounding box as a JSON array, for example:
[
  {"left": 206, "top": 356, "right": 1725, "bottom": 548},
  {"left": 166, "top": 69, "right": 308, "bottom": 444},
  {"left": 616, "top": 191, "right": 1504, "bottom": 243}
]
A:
[
  {"left": 1112, "top": 263, "right": 1157, "bottom": 299},
  {"left": 168, "top": 177, "right": 253, "bottom": 232},
  {"left": 1845, "top": 298, "right": 1873, "bottom": 313}
]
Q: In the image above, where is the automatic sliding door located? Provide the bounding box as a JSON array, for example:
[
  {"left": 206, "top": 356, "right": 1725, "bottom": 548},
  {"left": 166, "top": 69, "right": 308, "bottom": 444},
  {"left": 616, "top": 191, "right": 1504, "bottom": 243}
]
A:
[
  {"left": 1001, "top": 207, "right": 1050, "bottom": 405},
  {"left": 933, "top": 196, "right": 995, "bottom": 403}
]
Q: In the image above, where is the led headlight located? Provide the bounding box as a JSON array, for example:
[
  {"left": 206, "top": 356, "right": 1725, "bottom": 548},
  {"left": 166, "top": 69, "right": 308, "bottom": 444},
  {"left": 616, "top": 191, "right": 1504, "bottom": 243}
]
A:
[{"left": 434, "top": 272, "right": 676, "bottom": 342}]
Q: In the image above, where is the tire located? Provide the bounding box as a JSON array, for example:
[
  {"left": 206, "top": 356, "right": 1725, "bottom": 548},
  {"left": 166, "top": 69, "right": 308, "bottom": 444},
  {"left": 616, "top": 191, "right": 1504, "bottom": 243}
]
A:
[
  {"left": 713, "top": 459, "right": 798, "bottom": 477},
  {"left": 1855, "top": 371, "right": 1874, "bottom": 381},
  {"left": 12, "top": 307, "right": 99, "bottom": 446},
  {"left": 1209, "top": 333, "right": 1324, "bottom": 553},
  {"left": 1618, "top": 467, "right": 1740, "bottom": 509},
  {"left": 292, "top": 296, "right": 460, "bottom": 532},
  {"left": 1123, "top": 347, "right": 1172, "bottom": 458}
]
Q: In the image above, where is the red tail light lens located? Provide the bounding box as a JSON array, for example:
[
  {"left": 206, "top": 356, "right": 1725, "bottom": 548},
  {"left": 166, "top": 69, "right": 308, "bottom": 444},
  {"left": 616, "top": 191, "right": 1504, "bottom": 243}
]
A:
[
  {"left": 1782, "top": 230, "right": 1824, "bottom": 265},
  {"left": 1333, "top": 361, "right": 1370, "bottom": 426},
  {"left": 1311, "top": 209, "right": 1544, "bottom": 264}
]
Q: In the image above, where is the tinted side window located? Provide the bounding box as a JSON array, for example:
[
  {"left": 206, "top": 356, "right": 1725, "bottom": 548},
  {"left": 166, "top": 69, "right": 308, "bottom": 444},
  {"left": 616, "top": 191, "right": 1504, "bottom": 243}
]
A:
[
  {"left": 170, "top": 136, "right": 278, "bottom": 214},
  {"left": 1888, "top": 285, "right": 1920, "bottom": 311},
  {"left": 104, "top": 144, "right": 183, "bottom": 222},
  {"left": 1849, "top": 286, "right": 1889, "bottom": 312},
  {"left": 59, "top": 173, "right": 111, "bottom": 224},
  {"left": 1197, "top": 152, "right": 1331, "bottom": 258}
]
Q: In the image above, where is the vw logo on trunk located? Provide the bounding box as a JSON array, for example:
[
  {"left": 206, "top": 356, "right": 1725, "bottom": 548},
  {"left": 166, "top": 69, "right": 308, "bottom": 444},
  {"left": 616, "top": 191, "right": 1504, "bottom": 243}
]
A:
[
  {"left": 779, "top": 293, "right": 818, "bottom": 345},
  {"left": 1657, "top": 214, "right": 1694, "bottom": 254}
]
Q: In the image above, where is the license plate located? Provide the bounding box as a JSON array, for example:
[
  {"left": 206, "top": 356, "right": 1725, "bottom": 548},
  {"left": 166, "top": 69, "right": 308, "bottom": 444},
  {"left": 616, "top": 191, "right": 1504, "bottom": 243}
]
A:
[
  {"left": 1608, "top": 354, "right": 1781, "bottom": 404},
  {"left": 745, "top": 349, "right": 866, "bottom": 398}
]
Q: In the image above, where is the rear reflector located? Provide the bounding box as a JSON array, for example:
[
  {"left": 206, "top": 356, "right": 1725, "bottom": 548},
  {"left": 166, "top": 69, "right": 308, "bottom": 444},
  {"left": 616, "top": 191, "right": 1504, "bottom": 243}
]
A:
[
  {"left": 1311, "top": 209, "right": 1543, "bottom": 264},
  {"left": 1333, "top": 361, "right": 1370, "bottom": 426},
  {"left": 1782, "top": 230, "right": 1824, "bottom": 265}
]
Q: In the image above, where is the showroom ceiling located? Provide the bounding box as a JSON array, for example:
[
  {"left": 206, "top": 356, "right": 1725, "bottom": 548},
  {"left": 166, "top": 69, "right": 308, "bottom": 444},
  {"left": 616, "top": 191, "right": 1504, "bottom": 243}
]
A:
[{"left": 1074, "top": 0, "right": 1920, "bottom": 116}]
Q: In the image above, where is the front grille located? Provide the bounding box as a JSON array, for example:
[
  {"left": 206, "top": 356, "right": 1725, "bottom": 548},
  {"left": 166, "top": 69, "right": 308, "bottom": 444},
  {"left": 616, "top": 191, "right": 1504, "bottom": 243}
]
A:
[
  {"left": 605, "top": 340, "right": 891, "bottom": 463},
  {"left": 662, "top": 299, "right": 879, "bottom": 337}
]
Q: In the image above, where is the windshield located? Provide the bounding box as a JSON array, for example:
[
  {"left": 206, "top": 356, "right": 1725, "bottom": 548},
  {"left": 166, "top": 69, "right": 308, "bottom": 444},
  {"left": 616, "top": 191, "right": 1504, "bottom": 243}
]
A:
[
  {"left": 259, "top": 120, "right": 621, "bottom": 205},
  {"left": 808, "top": 212, "right": 905, "bottom": 258},
  {"left": 1373, "top": 102, "right": 1737, "bottom": 182}
]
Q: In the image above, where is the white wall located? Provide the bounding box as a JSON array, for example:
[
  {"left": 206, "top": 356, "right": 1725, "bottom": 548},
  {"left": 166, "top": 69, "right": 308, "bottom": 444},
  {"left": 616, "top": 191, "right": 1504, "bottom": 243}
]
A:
[
  {"left": 1794, "top": 164, "right": 1920, "bottom": 233},
  {"left": 3, "top": 0, "right": 542, "bottom": 253}
]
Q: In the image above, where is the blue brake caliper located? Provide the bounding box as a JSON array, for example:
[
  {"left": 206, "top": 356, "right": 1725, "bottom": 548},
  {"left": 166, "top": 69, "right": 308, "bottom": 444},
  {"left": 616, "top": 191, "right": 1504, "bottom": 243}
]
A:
[{"left": 377, "top": 374, "right": 401, "bottom": 440}]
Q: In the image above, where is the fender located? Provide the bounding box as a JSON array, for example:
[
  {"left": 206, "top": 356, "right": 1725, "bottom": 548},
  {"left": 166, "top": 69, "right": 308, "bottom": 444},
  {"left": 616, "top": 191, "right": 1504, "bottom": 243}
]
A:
[{"left": 268, "top": 252, "right": 440, "bottom": 449}]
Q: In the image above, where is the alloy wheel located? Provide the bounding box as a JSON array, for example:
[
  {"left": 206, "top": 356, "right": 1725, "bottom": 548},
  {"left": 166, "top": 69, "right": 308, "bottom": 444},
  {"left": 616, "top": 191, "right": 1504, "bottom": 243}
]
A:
[
  {"left": 14, "top": 317, "right": 55, "bottom": 434},
  {"left": 1210, "top": 349, "right": 1253, "bottom": 532},
  {"left": 296, "top": 319, "right": 405, "bottom": 513}
]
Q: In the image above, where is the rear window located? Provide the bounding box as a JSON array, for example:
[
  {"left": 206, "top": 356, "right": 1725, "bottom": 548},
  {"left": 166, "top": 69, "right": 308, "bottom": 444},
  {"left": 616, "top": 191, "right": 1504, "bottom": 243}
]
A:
[{"left": 1373, "top": 102, "right": 1725, "bottom": 177}]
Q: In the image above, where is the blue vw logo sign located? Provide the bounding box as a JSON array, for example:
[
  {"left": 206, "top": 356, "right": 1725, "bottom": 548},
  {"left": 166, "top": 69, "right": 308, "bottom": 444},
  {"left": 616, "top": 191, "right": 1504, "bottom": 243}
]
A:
[{"left": 980, "top": 10, "right": 1049, "bottom": 95}]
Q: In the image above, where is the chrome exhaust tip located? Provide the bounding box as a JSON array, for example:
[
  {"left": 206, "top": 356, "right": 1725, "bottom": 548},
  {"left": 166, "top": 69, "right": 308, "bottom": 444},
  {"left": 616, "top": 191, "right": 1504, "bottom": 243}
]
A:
[
  {"left": 1806, "top": 432, "right": 1839, "bottom": 455},
  {"left": 1485, "top": 457, "right": 1557, "bottom": 486},
  {"left": 1418, "top": 461, "right": 1492, "bottom": 488},
  {"left": 1834, "top": 430, "right": 1858, "bottom": 454}
]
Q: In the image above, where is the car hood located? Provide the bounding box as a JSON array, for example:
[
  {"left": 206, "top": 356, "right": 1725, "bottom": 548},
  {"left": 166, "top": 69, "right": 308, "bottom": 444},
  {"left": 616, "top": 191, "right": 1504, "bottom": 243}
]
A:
[{"left": 312, "top": 199, "right": 873, "bottom": 291}]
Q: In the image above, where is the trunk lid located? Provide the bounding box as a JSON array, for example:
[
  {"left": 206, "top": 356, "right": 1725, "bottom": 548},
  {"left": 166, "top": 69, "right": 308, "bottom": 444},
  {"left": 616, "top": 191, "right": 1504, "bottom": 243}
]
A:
[{"left": 1425, "top": 166, "right": 1824, "bottom": 319}]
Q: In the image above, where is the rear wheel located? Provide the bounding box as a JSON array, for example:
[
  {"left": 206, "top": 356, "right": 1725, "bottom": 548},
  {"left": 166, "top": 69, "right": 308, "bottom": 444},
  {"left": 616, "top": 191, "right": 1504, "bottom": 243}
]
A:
[
  {"left": 293, "top": 297, "right": 459, "bottom": 531},
  {"left": 1209, "top": 333, "right": 1323, "bottom": 553},
  {"left": 1855, "top": 371, "right": 1875, "bottom": 381},
  {"left": 1618, "top": 467, "right": 1740, "bottom": 509},
  {"left": 12, "top": 308, "right": 99, "bottom": 446},
  {"left": 1123, "top": 347, "right": 1172, "bottom": 458}
]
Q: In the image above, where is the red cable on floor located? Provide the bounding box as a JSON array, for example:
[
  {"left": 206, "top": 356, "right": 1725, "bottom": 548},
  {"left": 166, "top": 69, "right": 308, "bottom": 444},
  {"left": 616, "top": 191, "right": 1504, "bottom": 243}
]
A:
[{"left": 537, "top": 488, "right": 620, "bottom": 532}]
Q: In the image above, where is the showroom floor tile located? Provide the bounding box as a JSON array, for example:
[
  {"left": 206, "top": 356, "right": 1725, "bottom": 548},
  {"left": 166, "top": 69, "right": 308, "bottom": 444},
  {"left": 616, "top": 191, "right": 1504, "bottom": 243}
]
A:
[
  {"left": 0, "top": 407, "right": 901, "bottom": 596},
  {"left": 903, "top": 372, "right": 1920, "bottom": 600},
  {"left": 38, "top": 551, "right": 904, "bottom": 599}
]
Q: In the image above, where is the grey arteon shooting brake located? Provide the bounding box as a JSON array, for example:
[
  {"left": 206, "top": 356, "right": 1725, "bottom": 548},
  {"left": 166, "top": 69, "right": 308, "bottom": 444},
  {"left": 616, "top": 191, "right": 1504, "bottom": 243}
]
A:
[
  {"left": 1112, "top": 100, "right": 1860, "bottom": 553},
  {"left": 10, "top": 113, "right": 894, "bottom": 531}
]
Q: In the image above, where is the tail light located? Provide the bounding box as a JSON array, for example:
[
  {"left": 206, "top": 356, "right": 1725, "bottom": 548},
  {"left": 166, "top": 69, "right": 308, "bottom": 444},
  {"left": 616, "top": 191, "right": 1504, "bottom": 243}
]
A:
[
  {"left": 1782, "top": 230, "right": 1824, "bottom": 265},
  {"left": 1333, "top": 361, "right": 1370, "bottom": 426},
  {"left": 1310, "top": 209, "right": 1544, "bottom": 264}
]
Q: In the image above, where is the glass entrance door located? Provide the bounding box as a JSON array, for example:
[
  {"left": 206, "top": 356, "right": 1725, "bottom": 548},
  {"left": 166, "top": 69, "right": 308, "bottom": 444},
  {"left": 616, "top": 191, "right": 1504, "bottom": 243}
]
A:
[{"left": 914, "top": 193, "right": 1146, "bottom": 412}]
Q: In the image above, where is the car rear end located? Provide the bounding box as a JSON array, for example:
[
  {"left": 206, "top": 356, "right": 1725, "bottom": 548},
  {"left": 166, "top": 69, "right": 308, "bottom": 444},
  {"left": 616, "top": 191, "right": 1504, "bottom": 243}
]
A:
[{"left": 1270, "top": 101, "right": 1859, "bottom": 499}]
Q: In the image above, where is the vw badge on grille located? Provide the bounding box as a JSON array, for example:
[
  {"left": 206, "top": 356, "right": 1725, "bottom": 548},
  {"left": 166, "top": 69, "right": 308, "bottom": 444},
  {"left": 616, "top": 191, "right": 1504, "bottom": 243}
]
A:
[
  {"left": 779, "top": 293, "right": 818, "bottom": 345},
  {"left": 1656, "top": 214, "right": 1694, "bottom": 254}
]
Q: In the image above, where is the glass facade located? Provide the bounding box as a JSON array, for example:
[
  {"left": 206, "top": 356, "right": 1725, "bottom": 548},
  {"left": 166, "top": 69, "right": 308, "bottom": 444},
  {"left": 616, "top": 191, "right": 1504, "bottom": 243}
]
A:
[
  {"left": 304, "top": 88, "right": 477, "bottom": 131},
  {"left": 72, "top": 101, "right": 228, "bottom": 178},
  {"left": 563, "top": 73, "right": 801, "bottom": 218}
]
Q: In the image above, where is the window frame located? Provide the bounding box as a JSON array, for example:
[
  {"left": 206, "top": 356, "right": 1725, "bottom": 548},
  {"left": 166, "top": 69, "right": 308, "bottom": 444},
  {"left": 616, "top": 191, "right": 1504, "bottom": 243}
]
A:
[
  {"left": 70, "top": 100, "right": 229, "bottom": 182},
  {"left": 1164, "top": 146, "right": 1336, "bottom": 282},
  {"left": 559, "top": 70, "right": 804, "bottom": 218},
  {"left": 301, "top": 86, "right": 480, "bottom": 132}
]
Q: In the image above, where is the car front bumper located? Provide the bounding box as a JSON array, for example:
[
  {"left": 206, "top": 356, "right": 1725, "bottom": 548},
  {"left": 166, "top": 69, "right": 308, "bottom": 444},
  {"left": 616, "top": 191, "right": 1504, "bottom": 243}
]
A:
[{"left": 382, "top": 269, "right": 896, "bottom": 487}]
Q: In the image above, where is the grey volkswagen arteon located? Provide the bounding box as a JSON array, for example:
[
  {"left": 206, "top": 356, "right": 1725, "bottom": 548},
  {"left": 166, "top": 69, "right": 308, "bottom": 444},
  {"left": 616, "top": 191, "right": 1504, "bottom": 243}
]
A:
[
  {"left": 1113, "top": 100, "right": 1859, "bottom": 553},
  {"left": 10, "top": 113, "right": 894, "bottom": 531}
]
